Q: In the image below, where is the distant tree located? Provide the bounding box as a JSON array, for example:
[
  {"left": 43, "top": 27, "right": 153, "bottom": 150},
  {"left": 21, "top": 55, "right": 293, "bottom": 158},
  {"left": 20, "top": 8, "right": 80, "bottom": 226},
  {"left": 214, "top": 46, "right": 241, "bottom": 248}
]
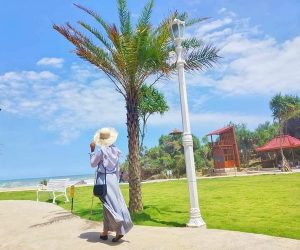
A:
[
  {"left": 119, "top": 159, "right": 129, "bottom": 172},
  {"left": 140, "top": 146, "right": 161, "bottom": 170},
  {"left": 194, "top": 136, "right": 213, "bottom": 169},
  {"left": 160, "top": 152, "right": 173, "bottom": 171},
  {"left": 173, "top": 154, "right": 185, "bottom": 178},
  {"left": 231, "top": 123, "right": 255, "bottom": 167},
  {"left": 138, "top": 85, "right": 169, "bottom": 155},
  {"left": 270, "top": 93, "right": 300, "bottom": 171},
  {"left": 140, "top": 133, "right": 208, "bottom": 179},
  {"left": 40, "top": 179, "right": 47, "bottom": 186},
  {"left": 159, "top": 134, "right": 182, "bottom": 156},
  {"left": 254, "top": 121, "right": 279, "bottom": 147}
]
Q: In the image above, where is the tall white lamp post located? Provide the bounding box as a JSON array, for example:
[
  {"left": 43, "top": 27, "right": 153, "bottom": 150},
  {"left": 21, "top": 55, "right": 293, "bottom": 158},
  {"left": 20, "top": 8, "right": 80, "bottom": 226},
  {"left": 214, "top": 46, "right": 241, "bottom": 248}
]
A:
[{"left": 170, "top": 18, "right": 206, "bottom": 228}]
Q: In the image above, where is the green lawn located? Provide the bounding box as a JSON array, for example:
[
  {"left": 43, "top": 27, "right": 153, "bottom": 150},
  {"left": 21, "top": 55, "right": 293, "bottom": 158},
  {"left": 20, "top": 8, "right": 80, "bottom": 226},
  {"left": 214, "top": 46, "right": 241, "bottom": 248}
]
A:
[{"left": 0, "top": 173, "right": 300, "bottom": 240}]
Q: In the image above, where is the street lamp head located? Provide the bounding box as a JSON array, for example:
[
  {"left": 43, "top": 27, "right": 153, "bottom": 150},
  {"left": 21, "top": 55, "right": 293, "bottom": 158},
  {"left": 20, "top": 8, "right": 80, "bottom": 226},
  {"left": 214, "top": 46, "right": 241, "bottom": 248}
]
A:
[{"left": 170, "top": 18, "right": 185, "bottom": 43}]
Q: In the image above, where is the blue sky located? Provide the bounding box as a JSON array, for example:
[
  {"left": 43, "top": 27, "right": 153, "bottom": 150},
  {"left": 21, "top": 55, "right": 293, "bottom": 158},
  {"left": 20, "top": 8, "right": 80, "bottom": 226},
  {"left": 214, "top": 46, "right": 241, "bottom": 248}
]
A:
[{"left": 0, "top": 0, "right": 300, "bottom": 180}]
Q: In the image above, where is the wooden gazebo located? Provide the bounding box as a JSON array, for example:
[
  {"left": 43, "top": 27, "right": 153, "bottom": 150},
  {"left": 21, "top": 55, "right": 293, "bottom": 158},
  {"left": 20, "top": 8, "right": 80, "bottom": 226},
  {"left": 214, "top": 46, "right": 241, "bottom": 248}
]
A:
[
  {"left": 169, "top": 128, "right": 182, "bottom": 136},
  {"left": 256, "top": 135, "right": 300, "bottom": 167},
  {"left": 207, "top": 126, "right": 240, "bottom": 171}
]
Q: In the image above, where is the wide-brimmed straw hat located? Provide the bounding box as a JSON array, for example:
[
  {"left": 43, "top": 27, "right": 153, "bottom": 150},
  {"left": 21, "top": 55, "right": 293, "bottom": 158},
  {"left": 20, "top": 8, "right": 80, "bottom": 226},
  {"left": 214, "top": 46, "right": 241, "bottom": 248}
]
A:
[{"left": 93, "top": 127, "right": 118, "bottom": 147}]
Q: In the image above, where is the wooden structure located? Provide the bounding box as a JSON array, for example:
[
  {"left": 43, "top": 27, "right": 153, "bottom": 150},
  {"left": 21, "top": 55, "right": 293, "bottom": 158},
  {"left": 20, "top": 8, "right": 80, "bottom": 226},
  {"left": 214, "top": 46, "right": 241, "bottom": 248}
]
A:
[
  {"left": 207, "top": 126, "right": 240, "bottom": 170},
  {"left": 169, "top": 128, "right": 183, "bottom": 136},
  {"left": 256, "top": 135, "right": 300, "bottom": 167}
]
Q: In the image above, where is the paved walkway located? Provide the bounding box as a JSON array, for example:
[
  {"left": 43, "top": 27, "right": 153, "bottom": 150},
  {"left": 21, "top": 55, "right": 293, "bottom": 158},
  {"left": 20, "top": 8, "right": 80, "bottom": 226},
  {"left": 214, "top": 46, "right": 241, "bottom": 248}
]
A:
[{"left": 0, "top": 200, "right": 299, "bottom": 250}]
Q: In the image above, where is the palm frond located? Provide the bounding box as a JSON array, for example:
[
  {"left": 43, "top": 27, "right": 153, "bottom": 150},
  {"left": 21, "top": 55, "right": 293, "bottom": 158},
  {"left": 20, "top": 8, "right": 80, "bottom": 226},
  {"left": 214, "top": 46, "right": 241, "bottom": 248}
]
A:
[
  {"left": 54, "top": 1, "right": 220, "bottom": 92},
  {"left": 78, "top": 21, "right": 113, "bottom": 53},
  {"left": 185, "top": 44, "right": 220, "bottom": 71},
  {"left": 118, "top": 0, "right": 132, "bottom": 35},
  {"left": 176, "top": 12, "right": 188, "bottom": 21},
  {"left": 153, "top": 11, "right": 177, "bottom": 36},
  {"left": 185, "top": 17, "right": 210, "bottom": 27},
  {"left": 53, "top": 22, "right": 88, "bottom": 48},
  {"left": 107, "top": 24, "right": 122, "bottom": 50},
  {"left": 136, "top": 0, "right": 154, "bottom": 29},
  {"left": 74, "top": 4, "right": 109, "bottom": 32},
  {"left": 176, "top": 12, "right": 209, "bottom": 26},
  {"left": 53, "top": 23, "right": 124, "bottom": 86},
  {"left": 182, "top": 38, "right": 203, "bottom": 50},
  {"left": 76, "top": 46, "right": 126, "bottom": 96}
]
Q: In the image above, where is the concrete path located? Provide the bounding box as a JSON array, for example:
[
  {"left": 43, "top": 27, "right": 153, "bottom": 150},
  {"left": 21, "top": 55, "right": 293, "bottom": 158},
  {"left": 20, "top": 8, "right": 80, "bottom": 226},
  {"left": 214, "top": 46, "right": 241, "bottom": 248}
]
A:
[{"left": 0, "top": 200, "right": 299, "bottom": 250}]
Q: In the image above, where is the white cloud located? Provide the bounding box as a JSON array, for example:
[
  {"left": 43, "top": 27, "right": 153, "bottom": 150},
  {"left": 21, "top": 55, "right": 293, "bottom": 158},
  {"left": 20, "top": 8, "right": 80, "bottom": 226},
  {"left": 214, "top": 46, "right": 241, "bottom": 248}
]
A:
[
  {"left": 148, "top": 108, "right": 267, "bottom": 132},
  {"left": 218, "top": 8, "right": 226, "bottom": 14},
  {"left": 217, "top": 8, "right": 236, "bottom": 17},
  {"left": 197, "top": 17, "right": 232, "bottom": 37},
  {"left": 217, "top": 37, "right": 300, "bottom": 94},
  {"left": 0, "top": 71, "right": 57, "bottom": 82},
  {"left": 0, "top": 64, "right": 125, "bottom": 143},
  {"left": 191, "top": 10, "right": 300, "bottom": 96},
  {"left": 147, "top": 11, "right": 299, "bottom": 131},
  {"left": 37, "top": 57, "right": 64, "bottom": 68},
  {"left": 147, "top": 75, "right": 268, "bottom": 132},
  {"left": 2, "top": 10, "right": 299, "bottom": 143}
]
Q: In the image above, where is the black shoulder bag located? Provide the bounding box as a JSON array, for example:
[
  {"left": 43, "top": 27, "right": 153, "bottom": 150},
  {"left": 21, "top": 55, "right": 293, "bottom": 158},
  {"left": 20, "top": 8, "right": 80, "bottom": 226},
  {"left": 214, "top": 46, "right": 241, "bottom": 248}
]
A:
[{"left": 93, "top": 158, "right": 107, "bottom": 202}]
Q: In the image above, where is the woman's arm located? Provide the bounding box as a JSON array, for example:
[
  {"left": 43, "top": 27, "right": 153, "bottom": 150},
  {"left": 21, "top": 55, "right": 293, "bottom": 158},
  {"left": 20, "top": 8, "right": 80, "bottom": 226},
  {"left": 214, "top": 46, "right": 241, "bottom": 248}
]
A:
[{"left": 90, "top": 142, "right": 102, "bottom": 168}]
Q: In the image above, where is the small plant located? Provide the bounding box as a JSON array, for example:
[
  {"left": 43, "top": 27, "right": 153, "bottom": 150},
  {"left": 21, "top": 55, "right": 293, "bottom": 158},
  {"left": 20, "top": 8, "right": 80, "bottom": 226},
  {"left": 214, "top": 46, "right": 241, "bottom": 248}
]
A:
[{"left": 40, "top": 179, "right": 47, "bottom": 186}]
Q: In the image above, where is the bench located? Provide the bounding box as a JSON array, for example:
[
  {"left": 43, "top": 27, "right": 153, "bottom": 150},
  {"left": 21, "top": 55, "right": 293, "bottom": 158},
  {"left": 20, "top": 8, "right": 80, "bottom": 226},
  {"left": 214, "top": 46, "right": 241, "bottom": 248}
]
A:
[{"left": 37, "top": 178, "right": 70, "bottom": 204}]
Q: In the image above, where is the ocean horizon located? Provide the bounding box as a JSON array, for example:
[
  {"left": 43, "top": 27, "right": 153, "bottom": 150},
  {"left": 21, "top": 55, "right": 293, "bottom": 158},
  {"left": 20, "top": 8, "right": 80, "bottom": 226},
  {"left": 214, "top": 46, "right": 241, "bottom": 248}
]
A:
[{"left": 0, "top": 174, "right": 95, "bottom": 188}]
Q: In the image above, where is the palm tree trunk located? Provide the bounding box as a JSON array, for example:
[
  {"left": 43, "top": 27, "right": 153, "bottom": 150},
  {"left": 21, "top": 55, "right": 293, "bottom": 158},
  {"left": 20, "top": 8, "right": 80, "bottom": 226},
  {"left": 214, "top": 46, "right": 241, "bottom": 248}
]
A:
[
  {"left": 126, "top": 93, "right": 143, "bottom": 213},
  {"left": 139, "top": 116, "right": 147, "bottom": 155},
  {"left": 279, "top": 121, "right": 291, "bottom": 172}
]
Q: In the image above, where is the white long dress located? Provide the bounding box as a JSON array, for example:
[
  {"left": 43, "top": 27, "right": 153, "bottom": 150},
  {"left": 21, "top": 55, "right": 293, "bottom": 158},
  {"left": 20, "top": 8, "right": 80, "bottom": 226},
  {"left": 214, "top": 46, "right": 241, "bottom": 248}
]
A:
[{"left": 91, "top": 145, "right": 133, "bottom": 235}]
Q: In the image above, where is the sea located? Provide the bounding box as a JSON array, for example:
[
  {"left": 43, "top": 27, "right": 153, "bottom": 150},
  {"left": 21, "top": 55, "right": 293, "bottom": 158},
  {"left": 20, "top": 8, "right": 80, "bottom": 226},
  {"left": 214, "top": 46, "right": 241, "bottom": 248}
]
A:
[{"left": 0, "top": 174, "right": 95, "bottom": 189}]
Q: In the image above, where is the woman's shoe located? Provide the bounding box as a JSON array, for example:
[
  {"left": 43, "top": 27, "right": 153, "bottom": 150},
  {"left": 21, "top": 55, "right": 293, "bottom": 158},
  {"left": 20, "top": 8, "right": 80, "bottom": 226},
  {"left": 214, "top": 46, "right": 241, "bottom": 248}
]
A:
[
  {"left": 112, "top": 235, "right": 123, "bottom": 242},
  {"left": 99, "top": 234, "right": 108, "bottom": 240}
]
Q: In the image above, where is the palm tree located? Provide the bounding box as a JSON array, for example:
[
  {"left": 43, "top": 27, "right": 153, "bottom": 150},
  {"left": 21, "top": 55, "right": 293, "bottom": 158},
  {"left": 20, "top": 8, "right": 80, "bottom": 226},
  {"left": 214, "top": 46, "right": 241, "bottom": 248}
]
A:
[
  {"left": 53, "top": 0, "right": 220, "bottom": 213},
  {"left": 270, "top": 93, "right": 300, "bottom": 171}
]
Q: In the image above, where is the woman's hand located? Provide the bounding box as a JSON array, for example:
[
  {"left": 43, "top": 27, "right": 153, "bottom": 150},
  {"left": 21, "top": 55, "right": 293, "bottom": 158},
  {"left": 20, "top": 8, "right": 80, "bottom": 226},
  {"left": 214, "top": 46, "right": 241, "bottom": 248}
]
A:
[{"left": 90, "top": 142, "right": 96, "bottom": 152}]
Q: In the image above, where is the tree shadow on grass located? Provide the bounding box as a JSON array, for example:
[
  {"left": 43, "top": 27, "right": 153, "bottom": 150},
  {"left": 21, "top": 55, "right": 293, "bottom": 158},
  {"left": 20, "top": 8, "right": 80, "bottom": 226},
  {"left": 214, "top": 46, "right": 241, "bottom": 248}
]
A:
[
  {"left": 70, "top": 205, "right": 186, "bottom": 227},
  {"left": 132, "top": 205, "right": 186, "bottom": 227},
  {"left": 55, "top": 204, "right": 185, "bottom": 227}
]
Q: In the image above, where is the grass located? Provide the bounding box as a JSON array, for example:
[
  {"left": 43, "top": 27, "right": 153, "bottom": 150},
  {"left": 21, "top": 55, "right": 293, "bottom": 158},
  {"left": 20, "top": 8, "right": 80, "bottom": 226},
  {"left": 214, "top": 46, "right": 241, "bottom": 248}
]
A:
[{"left": 0, "top": 173, "right": 300, "bottom": 239}]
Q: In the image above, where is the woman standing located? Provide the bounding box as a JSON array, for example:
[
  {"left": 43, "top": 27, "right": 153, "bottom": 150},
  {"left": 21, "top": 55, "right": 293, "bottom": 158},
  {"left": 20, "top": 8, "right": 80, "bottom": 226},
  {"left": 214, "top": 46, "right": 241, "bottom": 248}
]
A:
[{"left": 90, "top": 127, "right": 133, "bottom": 242}]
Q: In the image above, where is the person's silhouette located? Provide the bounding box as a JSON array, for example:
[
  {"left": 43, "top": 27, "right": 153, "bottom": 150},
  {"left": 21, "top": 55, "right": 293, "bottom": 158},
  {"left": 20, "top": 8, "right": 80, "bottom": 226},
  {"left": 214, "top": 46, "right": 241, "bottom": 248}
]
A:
[{"left": 119, "top": 171, "right": 124, "bottom": 183}]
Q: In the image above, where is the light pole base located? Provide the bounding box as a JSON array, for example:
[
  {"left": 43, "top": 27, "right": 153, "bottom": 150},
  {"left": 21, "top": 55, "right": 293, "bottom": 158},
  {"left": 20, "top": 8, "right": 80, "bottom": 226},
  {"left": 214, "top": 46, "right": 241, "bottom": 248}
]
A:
[
  {"left": 187, "top": 208, "right": 206, "bottom": 228},
  {"left": 187, "top": 218, "right": 206, "bottom": 228}
]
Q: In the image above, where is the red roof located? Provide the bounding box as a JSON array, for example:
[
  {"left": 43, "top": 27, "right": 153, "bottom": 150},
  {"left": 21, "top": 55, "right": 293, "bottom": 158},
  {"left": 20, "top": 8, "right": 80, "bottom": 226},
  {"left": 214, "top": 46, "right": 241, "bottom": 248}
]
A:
[
  {"left": 206, "top": 126, "right": 233, "bottom": 136},
  {"left": 256, "top": 135, "right": 300, "bottom": 152},
  {"left": 169, "top": 128, "right": 182, "bottom": 135}
]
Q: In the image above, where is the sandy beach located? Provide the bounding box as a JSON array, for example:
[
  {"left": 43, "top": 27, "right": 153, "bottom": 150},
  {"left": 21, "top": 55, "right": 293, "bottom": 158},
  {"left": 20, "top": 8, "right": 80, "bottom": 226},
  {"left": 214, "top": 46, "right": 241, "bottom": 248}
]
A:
[
  {"left": 0, "top": 200, "right": 299, "bottom": 250},
  {"left": 1, "top": 169, "right": 299, "bottom": 193},
  {"left": 0, "top": 179, "right": 95, "bottom": 193}
]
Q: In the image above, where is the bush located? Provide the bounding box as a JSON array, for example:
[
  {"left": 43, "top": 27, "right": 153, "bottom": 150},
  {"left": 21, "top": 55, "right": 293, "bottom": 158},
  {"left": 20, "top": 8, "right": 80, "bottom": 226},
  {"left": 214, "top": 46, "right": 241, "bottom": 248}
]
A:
[
  {"left": 141, "top": 168, "right": 161, "bottom": 180},
  {"left": 147, "top": 173, "right": 168, "bottom": 180},
  {"left": 40, "top": 179, "right": 47, "bottom": 185}
]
